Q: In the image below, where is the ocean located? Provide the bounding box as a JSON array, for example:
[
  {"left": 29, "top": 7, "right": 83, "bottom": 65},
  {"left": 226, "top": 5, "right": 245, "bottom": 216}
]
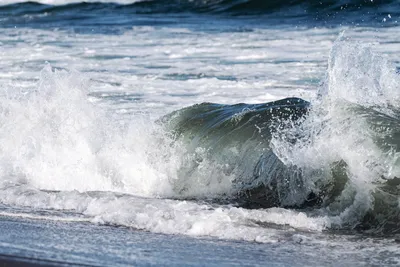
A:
[{"left": 0, "top": 0, "right": 400, "bottom": 266}]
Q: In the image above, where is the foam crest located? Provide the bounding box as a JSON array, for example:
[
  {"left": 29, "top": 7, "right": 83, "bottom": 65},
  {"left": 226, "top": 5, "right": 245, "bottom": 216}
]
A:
[{"left": 0, "top": 66, "right": 180, "bottom": 197}]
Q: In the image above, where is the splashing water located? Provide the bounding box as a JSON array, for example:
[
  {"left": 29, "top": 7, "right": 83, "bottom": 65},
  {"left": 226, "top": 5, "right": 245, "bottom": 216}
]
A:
[
  {"left": 0, "top": 65, "right": 181, "bottom": 197},
  {"left": 0, "top": 38, "right": 400, "bottom": 242},
  {"left": 271, "top": 38, "right": 400, "bottom": 232}
]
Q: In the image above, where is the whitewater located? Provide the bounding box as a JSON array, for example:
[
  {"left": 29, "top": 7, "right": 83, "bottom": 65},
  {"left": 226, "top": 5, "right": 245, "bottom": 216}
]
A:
[{"left": 1, "top": 0, "right": 400, "bottom": 265}]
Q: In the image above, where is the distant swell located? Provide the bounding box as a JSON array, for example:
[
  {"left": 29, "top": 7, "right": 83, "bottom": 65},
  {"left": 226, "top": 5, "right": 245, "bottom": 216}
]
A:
[{"left": 0, "top": 0, "right": 398, "bottom": 25}]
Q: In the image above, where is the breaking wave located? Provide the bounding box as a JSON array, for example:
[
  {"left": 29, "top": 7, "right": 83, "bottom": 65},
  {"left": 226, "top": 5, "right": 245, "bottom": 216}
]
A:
[
  {"left": 0, "top": 38, "right": 399, "bottom": 241},
  {"left": 162, "top": 37, "right": 400, "bottom": 234}
]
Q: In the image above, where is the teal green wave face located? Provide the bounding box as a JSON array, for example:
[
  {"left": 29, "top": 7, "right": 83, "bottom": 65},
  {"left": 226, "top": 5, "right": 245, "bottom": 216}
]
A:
[{"left": 160, "top": 98, "right": 311, "bottom": 206}]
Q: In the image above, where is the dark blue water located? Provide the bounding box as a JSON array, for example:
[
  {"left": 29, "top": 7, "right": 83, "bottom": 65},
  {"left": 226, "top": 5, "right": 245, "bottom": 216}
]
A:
[{"left": 0, "top": 0, "right": 398, "bottom": 34}]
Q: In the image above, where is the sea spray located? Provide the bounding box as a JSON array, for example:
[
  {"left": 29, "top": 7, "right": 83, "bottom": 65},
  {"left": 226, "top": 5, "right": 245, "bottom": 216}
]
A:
[
  {"left": 271, "top": 39, "right": 400, "bottom": 231},
  {"left": 0, "top": 65, "right": 178, "bottom": 196}
]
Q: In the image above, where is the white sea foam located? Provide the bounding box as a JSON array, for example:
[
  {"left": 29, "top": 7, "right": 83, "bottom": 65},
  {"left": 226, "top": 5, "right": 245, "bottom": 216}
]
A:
[
  {"left": 0, "top": 184, "right": 329, "bottom": 242},
  {"left": 0, "top": 65, "right": 181, "bottom": 197}
]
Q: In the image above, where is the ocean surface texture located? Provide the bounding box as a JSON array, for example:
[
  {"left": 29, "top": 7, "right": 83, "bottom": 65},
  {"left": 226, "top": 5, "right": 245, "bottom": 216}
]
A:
[{"left": 1, "top": 0, "right": 400, "bottom": 266}]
